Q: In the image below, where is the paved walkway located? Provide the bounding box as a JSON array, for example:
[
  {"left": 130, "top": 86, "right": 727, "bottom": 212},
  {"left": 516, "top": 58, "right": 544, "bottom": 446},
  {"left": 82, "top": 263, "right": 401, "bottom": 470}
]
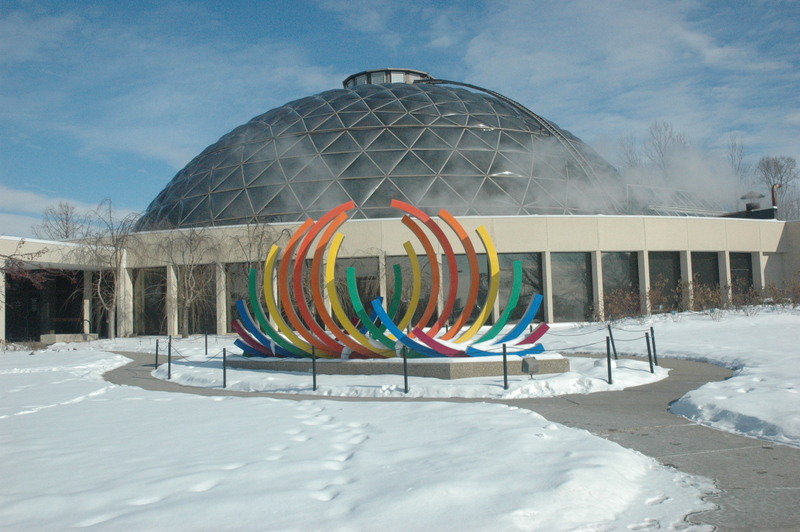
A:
[{"left": 105, "top": 352, "right": 800, "bottom": 531}]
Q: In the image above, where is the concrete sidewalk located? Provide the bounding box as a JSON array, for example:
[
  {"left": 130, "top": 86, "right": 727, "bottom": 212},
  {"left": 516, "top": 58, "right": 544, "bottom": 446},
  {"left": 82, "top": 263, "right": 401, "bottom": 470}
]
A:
[{"left": 105, "top": 352, "right": 800, "bottom": 531}]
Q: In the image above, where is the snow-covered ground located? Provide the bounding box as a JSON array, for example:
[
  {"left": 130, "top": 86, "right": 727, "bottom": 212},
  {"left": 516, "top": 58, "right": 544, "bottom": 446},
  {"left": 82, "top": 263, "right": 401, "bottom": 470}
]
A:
[{"left": 2, "top": 309, "right": 798, "bottom": 530}]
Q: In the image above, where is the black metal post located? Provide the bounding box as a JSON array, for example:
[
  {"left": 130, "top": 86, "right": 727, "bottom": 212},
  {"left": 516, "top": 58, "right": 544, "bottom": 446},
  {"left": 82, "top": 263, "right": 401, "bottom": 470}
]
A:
[
  {"left": 222, "top": 348, "right": 227, "bottom": 388},
  {"left": 607, "top": 324, "right": 618, "bottom": 360},
  {"left": 155, "top": 339, "right": 159, "bottom": 369},
  {"left": 403, "top": 345, "right": 408, "bottom": 394},
  {"left": 645, "top": 332, "right": 655, "bottom": 374},
  {"left": 167, "top": 335, "right": 172, "bottom": 380},
  {"left": 606, "top": 336, "right": 613, "bottom": 384},
  {"left": 502, "top": 343, "right": 508, "bottom": 390},
  {"left": 205, "top": 332, "right": 208, "bottom": 356},
  {"left": 650, "top": 326, "right": 659, "bottom": 366},
  {"left": 312, "top": 346, "right": 317, "bottom": 391}
]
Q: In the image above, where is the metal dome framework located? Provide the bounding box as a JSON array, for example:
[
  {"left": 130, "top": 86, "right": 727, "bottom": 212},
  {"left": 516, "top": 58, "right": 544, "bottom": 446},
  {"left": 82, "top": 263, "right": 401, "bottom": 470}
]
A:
[{"left": 138, "top": 77, "right": 622, "bottom": 229}]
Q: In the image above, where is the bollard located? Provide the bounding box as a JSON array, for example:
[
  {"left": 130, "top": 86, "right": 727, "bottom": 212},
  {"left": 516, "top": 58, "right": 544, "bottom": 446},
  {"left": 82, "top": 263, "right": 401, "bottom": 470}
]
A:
[
  {"left": 606, "top": 336, "right": 613, "bottom": 384},
  {"left": 205, "top": 332, "right": 208, "bottom": 356},
  {"left": 502, "top": 343, "right": 508, "bottom": 390},
  {"left": 222, "top": 348, "right": 227, "bottom": 388},
  {"left": 645, "top": 332, "right": 655, "bottom": 374},
  {"left": 155, "top": 339, "right": 159, "bottom": 369},
  {"left": 607, "top": 324, "right": 618, "bottom": 360},
  {"left": 312, "top": 346, "right": 317, "bottom": 391},
  {"left": 167, "top": 335, "right": 172, "bottom": 380},
  {"left": 650, "top": 326, "right": 659, "bottom": 366},
  {"left": 403, "top": 345, "right": 408, "bottom": 394}
]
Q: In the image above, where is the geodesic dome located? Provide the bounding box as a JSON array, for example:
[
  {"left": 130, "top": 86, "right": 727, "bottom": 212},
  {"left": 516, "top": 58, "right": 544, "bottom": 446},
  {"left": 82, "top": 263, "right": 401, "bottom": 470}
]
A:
[{"left": 137, "top": 70, "right": 622, "bottom": 229}]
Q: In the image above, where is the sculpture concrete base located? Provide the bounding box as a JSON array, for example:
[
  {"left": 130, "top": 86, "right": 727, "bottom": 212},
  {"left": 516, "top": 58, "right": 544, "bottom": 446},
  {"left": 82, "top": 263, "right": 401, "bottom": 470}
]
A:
[{"left": 228, "top": 353, "right": 569, "bottom": 380}]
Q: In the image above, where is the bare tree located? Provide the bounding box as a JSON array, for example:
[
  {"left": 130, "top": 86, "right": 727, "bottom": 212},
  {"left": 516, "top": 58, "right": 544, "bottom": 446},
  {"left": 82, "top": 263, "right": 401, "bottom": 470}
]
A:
[
  {"left": 33, "top": 201, "right": 89, "bottom": 240},
  {"left": 159, "top": 225, "right": 218, "bottom": 338},
  {"left": 643, "top": 120, "right": 689, "bottom": 170},
  {"left": 617, "top": 134, "right": 642, "bottom": 170},
  {"left": 77, "top": 199, "right": 139, "bottom": 339},
  {"left": 1, "top": 240, "right": 51, "bottom": 304},
  {"left": 755, "top": 156, "right": 799, "bottom": 217},
  {"left": 727, "top": 133, "right": 751, "bottom": 183}
]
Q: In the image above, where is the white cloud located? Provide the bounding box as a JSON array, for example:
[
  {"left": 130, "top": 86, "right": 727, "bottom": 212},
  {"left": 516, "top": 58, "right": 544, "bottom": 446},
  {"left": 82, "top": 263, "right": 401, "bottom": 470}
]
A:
[
  {"left": 0, "top": 10, "right": 78, "bottom": 64},
  {"left": 0, "top": 213, "right": 41, "bottom": 238}
]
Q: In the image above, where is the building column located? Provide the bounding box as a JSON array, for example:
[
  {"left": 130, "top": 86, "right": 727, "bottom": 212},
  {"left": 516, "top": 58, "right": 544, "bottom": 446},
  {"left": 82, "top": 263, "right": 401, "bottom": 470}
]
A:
[
  {"left": 753, "top": 251, "right": 766, "bottom": 290},
  {"left": 638, "top": 251, "right": 650, "bottom": 315},
  {"left": 82, "top": 271, "right": 92, "bottom": 335},
  {"left": 591, "top": 251, "right": 603, "bottom": 321},
  {"left": 680, "top": 250, "right": 692, "bottom": 311},
  {"left": 166, "top": 265, "right": 179, "bottom": 337},
  {"left": 215, "top": 262, "right": 227, "bottom": 335},
  {"left": 719, "top": 251, "right": 732, "bottom": 307},
  {"left": 117, "top": 251, "right": 134, "bottom": 338},
  {"left": 543, "top": 251, "right": 553, "bottom": 322}
]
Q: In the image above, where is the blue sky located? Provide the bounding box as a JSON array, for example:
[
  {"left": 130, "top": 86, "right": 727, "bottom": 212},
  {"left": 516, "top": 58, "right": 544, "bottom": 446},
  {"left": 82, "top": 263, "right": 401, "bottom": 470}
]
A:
[{"left": 2, "top": 0, "right": 798, "bottom": 236}]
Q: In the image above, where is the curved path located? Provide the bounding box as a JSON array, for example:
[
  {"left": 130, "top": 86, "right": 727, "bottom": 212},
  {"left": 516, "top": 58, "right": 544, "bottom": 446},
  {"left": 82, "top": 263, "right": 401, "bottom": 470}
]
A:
[{"left": 105, "top": 352, "right": 800, "bottom": 531}]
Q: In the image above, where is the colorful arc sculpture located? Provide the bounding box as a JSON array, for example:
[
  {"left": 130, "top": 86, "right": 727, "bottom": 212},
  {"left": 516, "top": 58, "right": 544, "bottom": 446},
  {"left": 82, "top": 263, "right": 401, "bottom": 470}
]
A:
[{"left": 233, "top": 202, "right": 548, "bottom": 358}]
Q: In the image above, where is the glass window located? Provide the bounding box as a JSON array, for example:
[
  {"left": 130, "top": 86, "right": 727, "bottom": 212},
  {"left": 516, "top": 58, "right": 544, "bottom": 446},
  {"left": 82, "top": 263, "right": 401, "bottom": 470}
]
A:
[
  {"left": 133, "top": 267, "right": 166, "bottom": 336},
  {"left": 551, "top": 253, "right": 593, "bottom": 322},
  {"left": 648, "top": 251, "right": 681, "bottom": 312},
  {"left": 498, "top": 253, "right": 543, "bottom": 322},
  {"left": 602, "top": 252, "right": 640, "bottom": 320}
]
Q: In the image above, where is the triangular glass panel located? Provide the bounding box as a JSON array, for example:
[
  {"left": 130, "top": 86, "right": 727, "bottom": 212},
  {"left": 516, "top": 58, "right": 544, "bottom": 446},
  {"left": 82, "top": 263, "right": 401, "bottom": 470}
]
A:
[
  {"left": 349, "top": 128, "right": 382, "bottom": 149},
  {"left": 503, "top": 130, "right": 534, "bottom": 150},
  {"left": 316, "top": 114, "right": 346, "bottom": 131},
  {"left": 416, "top": 148, "right": 453, "bottom": 174},
  {"left": 247, "top": 184, "right": 284, "bottom": 214},
  {"left": 241, "top": 161, "right": 272, "bottom": 186},
  {"left": 441, "top": 152, "right": 483, "bottom": 175},
  {"left": 391, "top": 152, "right": 432, "bottom": 176},
  {"left": 287, "top": 180, "right": 326, "bottom": 207},
  {"left": 320, "top": 151, "right": 360, "bottom": 177},
  {"left": 362, "top": 179, "right": 406, "bottom": 208},
  {"left": 412, "top": 129, "right": 454, "bottom": 150},
  {"left": 369, "top": 149, "right": 406, "bottom": 175},
  {"left": 302, "top": 113, "right": 332, "bottom": 132},
  {"left": 387, "top": 176, "right": 434, "bottom": 204},
  {"left": 474, "top": 179, "right": 521, "bottom": 209},
  {"left": 391, "top": 127, "right": 424, "bottom": 148},
  {"left": 339, "top": 111, "right": 368, "bottom": 128},
  {"left": 303, "top": 101, "right": 336, "bottom": 117},
  {"left": 371, "top": 99, "right": 406, "bottom": 113},
  {"left": 418, "top": 178, "right": 469, "bottom": 211},
  {"left": 271, "top": 116, "right": 307, "bottom": 137},
  {"left": 349, "top": 112, "right": 384, "bottom": 129},
  {"left": 431, "top": 114, "right": 468, "bottom": 127},
  {"left": 307, "top": 182, "right": 353, "bottom": 212},
  {"left": 289, "top": 155, "right": 336, "bottom": 183},
  {"left": 261, "top": 187, "right": 303, "bottom": 217},
  {"left": 183, "top": 176, "right": 211, "bottom": 199},
  {"left": 458, "top": 149, "right": 495, "bottom": 173},
  {"left": 210, "top": 189, "right": 244, "bottom": 219},
  {"left": 325, "top": 132, "right": 361, "bottom": 154},
  {"left": 343, "top": 154, "right": 383, "bottom": 178},
  {"left": 457, "top": 129, "right": 496, "bottom": 150},
  {"left": 278, "top": 135, "right": 316, "bottom": 158},
  {"left": 309, "top": 131, "right": 341, "bottom": 152},
  {"left": 488, "top": 153, "right": 531, "bottom": 177},
  {"left": 243, "top": 141, "right": 277, "bottom": 164},
  {"left": 440, "top": 175, "right": 482, "bottom": 203},
  {"left": 339, "top": 177, "right": 383, "bottom": 204},
  {"left": 489, "top": 176, "right": 530, "bottom": 202},
  {"left": 210, "top": 166, "right": 244, "bottom": 193},
  {"left": 373, "top": 111, "right": 405, "bottom": 126},
  {"left": 391, "top": 114, "right": 424, "bottom": 127},
  {"left": 181, "top": 196, "right": 211, "bottom": 226},
  {"left": 364, "top": 130, "right": 406, "bottom": 151},
  {"left": 337, "top": 98, "right": 370, "bottom": 113}
]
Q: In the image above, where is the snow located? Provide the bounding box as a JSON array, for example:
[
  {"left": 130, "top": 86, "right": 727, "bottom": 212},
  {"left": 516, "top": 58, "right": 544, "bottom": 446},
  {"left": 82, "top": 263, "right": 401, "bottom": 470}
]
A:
[{"left": 2, "top": 308, "right": 799, "bottom": 530}]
